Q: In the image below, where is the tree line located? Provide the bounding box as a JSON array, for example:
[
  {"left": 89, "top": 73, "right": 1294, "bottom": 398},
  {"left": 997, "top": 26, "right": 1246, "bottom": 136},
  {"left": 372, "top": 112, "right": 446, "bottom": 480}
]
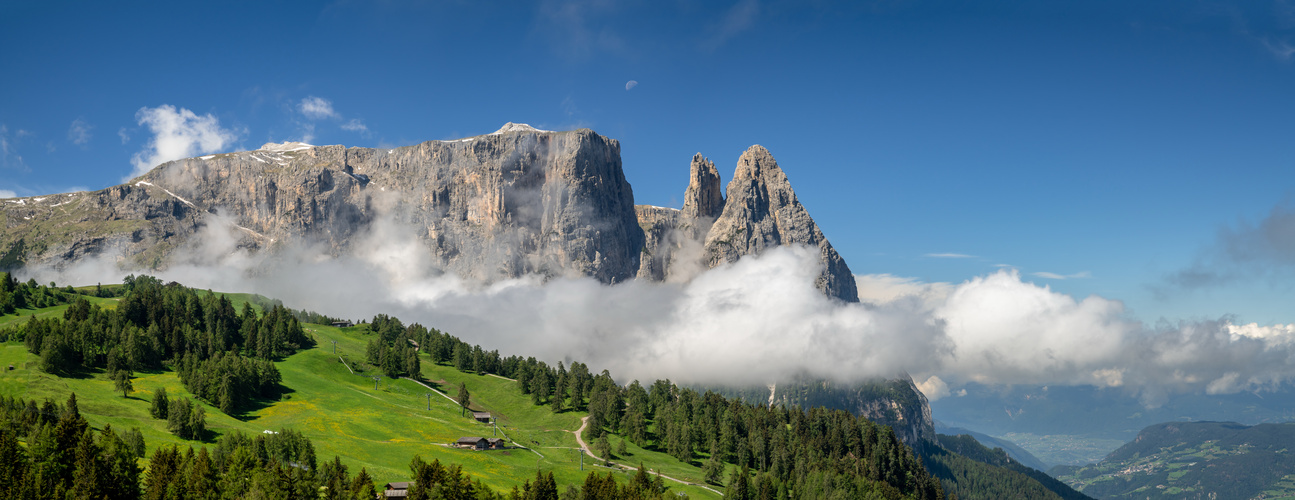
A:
[
  {"left": 0, "top": 393, "right": 144, "bottom": 500},
  {"left": 0, "top": 272, "right": 82, "bottom": 316},
  {"left": 9, "top": 275, "right": 310, "bottom": 415},
  {"left": 361, "top": 314, "right": 945, "bottom": 500}
]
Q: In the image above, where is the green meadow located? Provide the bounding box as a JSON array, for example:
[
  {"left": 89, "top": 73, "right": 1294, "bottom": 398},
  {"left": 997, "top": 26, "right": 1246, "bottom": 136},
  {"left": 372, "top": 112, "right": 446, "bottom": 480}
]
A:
[{"left": 0, "top": 298, "right": 720, "bottom": 497}]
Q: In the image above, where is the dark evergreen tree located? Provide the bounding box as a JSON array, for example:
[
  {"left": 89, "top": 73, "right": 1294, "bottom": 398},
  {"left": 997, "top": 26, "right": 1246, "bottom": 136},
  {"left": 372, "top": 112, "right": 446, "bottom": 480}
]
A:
[{"left": 457, "top": 382, "right": 470, "bottom": 416}]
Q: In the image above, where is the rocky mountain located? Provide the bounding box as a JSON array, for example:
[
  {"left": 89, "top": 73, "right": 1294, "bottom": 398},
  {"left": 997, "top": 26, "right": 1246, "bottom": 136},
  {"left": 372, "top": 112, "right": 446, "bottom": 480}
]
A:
[
  {"left": 635, "top": 146, "right": 859, "bottom": 302},
  {"left": 1, "top": 124, "right": 643, "bottom": 283},
  {"left": 0, "top": 123, "right": 919, "bottom": 435},
  {"left": 1, "top": 124, "right": 857, "bottom": 300}
]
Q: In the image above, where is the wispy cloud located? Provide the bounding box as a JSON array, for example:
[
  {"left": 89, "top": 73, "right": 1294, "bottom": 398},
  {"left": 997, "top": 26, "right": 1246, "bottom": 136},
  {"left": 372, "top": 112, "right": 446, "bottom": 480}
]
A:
[
  {"left": 925, "top": 252, "right": 976, "bottom": 259},
  {"left": 1032, "top": 271, "right": 1092, "bottom": 280},
  {"left": 1159, "top": 200, "right": 1295, "bottom": 296},
  {"left": 118, "top": 127, "right": 131, "bottom": 144},
  {"left": 341, "top": 119, "right": 368, "bottom": 133},
  {"left": 702, "top": 0, "right": 761, "bottom": 51},
  {"left": 1263, "top": 38, "right": 1295, "bottom": 60},
  {"left": 294, "top": 96, "right": 369, "bottom": 141},
  {"left": 128, "top": 105, "right": 241, "bottom": 180},
  {"left": 298, "top": 96, "right": 339, "bottom": 120},
  {"left": 67, "top": 117, "right": 93, "bottom": 146},
  {"left": 0, "top": 189, "right": 16, "bottom": 199},
  {"left": 534, "top": 0, "right": 625, "bottom": 61},
  {"left": 0, "top": 125, "right": 29, "bottom": 172}
]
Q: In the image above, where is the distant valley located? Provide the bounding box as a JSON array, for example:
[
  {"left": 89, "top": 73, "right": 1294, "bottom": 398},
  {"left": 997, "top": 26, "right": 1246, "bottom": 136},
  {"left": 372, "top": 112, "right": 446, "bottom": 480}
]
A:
[{"left": 1054, "top": 421, "right": 1295, "bottom": 499}]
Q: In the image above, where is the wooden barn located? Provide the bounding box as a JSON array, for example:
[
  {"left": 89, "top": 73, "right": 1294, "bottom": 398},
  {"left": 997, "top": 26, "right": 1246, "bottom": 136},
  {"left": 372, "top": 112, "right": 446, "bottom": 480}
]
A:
[
  {"left": 454, "top": 437, "right": 487, "bottom": 450},
  {"left": 383, "top": 482, "right": 411, "bottom": 498}
]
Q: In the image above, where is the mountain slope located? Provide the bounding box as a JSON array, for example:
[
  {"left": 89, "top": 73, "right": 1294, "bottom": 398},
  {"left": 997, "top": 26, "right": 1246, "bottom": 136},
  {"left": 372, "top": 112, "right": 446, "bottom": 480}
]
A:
[
  {"left": 930, "top": 434, "right": 1094, "bottom": 500},
  {"left": 934, "top": 421, "right": 1051, "bottom": 471}
]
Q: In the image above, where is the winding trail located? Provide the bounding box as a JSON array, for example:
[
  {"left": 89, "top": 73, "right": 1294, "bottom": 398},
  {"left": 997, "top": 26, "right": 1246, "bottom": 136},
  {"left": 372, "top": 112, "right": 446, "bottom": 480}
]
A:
[{"left": 570, "top": 416, "right": 723, "bottom": 497}]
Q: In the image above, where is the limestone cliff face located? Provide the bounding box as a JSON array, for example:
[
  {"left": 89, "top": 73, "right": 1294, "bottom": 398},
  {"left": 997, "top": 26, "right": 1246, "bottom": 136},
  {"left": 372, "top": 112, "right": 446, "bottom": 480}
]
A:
[
  {"left": 0, "top": 124, "right": 643, "bottom": 283},
  {"left": 634, "top": 205, "right": 680, "bottom": 282},
  {"left": 2, "top": 126, "right": 850, "bottom": 299},
  {"left": 680, "top": 153, "right": 723, "bottom": 231},
  {"left": 634, "top": 146, "right": 859, "bottom": 302}
]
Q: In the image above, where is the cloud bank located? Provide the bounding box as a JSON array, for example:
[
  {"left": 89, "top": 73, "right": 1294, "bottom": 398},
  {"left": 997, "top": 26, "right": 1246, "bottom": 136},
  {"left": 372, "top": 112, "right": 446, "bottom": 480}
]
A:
[{"left": 28, "top": 203, "right": 1295, "bottom": 406}]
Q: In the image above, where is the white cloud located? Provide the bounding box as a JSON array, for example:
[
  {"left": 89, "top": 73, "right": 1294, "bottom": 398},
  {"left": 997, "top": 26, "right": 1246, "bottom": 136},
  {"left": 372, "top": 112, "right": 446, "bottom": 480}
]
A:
[
  {"left": 936, "top": 270, "right": 1134, "bottom": 386},
  {"left": 916, "top": 375, "right": 951, "bottom": 401},
  {"left": 925, "top": 252, "right": 975, "bottom": 258},
  {"left": 0, "top": 189, "right": 16, "bottom": 199},
  {"left": 68, "top": 118, "right": 92, "bottom": 146},
  {"left": 1031, "top": 271, "right": 1091, "bottom": 280},
  {"left": 24, "top": 202, "right": 1295, "bottom": 404},
  {"left": 299, "top": 96, "right": 339, "bottom": 120},
  {"left": 118, "top": 127, "right": 130, "bottom": 144},
  {"left": 856, "top": 273, "right": 952, "bottom": 305},
  {"left": 341, "top": 119, "right": 368, "bottom": 133},
  {"left": 1228, "top": 322, "right": 1295, "bottom": 344},
  {"left": 128, "top": 105, "right": 240, "bottom": 180}
]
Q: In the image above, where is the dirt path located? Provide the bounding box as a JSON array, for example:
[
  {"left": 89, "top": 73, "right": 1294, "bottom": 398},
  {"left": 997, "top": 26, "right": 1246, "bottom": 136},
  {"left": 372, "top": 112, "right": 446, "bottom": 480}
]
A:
[
  {"left": 402, "top": 377, "right": 459, "bottom": 405},
  {"left": 569, "top": 416, "right": 723, "bottom": 496}
]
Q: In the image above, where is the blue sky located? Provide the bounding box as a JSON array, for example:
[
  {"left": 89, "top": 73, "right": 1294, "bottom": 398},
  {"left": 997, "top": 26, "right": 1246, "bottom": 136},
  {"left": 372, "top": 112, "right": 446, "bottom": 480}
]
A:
[{"left": 3, "top": 0, "right": 1295, "bottom": 325}]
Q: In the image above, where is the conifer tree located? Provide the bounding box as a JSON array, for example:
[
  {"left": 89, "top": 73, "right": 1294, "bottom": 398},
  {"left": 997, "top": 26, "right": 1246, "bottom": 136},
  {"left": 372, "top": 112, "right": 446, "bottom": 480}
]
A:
[
  {"left": 457, "top": 382, "right": 470, "bottom": 416},
  {"left": 113, "top": 369, "right": 134, "bottom": 398},
  {"left": 351, "top": 467, "right": 376, "bottom": 500},
  {"left": 188, "top": 405, "right": 207, "bottom": 441}
]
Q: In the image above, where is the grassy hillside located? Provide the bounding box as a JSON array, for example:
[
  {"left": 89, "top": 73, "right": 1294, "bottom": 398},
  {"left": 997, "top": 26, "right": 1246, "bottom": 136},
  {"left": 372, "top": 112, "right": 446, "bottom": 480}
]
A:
[
  {"left": 0, "top": 300, "right": 720, "bottom": 497},
  {"left": 0, "top": 285, "right": 1076, "bottom": 500},
  {"left": 1054, "top": 421, "right": 1295, "bottom": 499}
]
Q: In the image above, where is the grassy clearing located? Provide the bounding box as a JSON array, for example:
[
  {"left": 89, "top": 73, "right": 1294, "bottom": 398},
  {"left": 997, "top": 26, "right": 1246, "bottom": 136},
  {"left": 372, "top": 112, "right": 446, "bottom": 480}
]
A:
[
  {"left": 0, "top": 300, "right": 719, "bottom": 497},
  {"left": 0, "top": 295, "right": 121, "bottom": 330}
]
